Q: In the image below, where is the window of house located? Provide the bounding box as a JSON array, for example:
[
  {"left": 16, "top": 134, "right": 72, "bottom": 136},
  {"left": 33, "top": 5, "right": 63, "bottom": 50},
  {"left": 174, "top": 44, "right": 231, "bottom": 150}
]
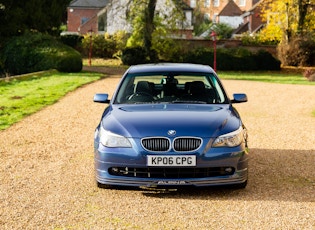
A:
[
  {"left": 81, "top": 17, "right": 89, "bottom": 25},
  {"left": 190, "top": 0, "right": 196, "bottom": 8},
  {"left": 98, "top": 15, "right": 107, "bottom": 32},
  {"left": 204, "top": 13, "right": 210, "bottom": 21},
  {"left": 184, "top": 11, "right": 192, "bottom": 27},
  {"left": 213, "top": 0, "right": 220, "bottom": 7},
  {"left": 213, "top": 13, "right": 218, "bottom": 23},
  {"left": 204, "top": 0, "right": 210, "bottom": 8},
  {"left": 239, "top": 0, "right": 246, "bottom": 7}
]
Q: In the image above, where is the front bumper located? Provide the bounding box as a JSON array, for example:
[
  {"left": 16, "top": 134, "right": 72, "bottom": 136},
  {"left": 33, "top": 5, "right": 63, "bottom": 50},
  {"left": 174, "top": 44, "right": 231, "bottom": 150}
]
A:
[
  {"left": 94, "top": 142, "right": 249, "bottom": 188},
  {"left": 95, "top": 168, "right": 248, "bottom": 188}
]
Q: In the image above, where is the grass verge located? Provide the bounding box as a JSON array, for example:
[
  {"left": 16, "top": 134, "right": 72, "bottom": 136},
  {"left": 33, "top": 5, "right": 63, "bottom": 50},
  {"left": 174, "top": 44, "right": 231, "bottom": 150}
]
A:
[
  {"left": 217, "top": 71, "right": 315, "bottom": 85},
  {"left": 0, "top": 70, "right": 103, "bottom": 130}
]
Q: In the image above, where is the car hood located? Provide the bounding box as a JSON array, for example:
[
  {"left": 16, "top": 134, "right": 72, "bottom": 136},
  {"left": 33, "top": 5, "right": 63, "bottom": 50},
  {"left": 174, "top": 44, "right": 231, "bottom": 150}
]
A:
[{"left": 101, "top": 104, "right": 241, "bottom": 138}]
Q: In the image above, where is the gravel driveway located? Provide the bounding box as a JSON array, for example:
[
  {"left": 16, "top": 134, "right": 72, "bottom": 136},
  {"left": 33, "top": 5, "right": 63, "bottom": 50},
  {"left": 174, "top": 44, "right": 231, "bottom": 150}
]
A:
[{"left": 1, "top": 74, "right": 314, "bottom": 229}]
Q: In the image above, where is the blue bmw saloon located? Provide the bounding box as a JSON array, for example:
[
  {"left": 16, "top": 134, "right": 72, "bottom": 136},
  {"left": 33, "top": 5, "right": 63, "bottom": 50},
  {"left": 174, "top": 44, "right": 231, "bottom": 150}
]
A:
[{"left": 94, "top": 63, "right": 249, "bottom": 189}]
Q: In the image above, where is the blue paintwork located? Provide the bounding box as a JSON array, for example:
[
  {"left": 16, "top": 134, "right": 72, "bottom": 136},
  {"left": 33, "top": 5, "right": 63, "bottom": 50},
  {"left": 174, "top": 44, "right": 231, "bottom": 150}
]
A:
[
  {"left": 93, "top": 63, "right": 249, "bottom": 188},
  {"left": 102, "top": 104, "right": 240, "bottom": 138}
]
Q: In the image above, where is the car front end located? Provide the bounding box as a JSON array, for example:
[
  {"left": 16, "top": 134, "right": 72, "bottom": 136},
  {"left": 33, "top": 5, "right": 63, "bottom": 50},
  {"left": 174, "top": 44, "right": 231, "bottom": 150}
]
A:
[
  {"left": 94, "top": 104, "right": 248, "bottom": 189},
  {"left": 93, "top": 63, "right": 249, "bottom": 189}
]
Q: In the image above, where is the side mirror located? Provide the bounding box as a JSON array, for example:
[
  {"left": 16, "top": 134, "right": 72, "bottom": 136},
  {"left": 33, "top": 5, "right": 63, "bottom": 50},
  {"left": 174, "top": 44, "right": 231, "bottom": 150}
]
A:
[
  {"left": 93, "top": 94, "right": 110, "bottom": 103},
  {"left": 231, "top": 93, "right": 247, "bottom": 103}
]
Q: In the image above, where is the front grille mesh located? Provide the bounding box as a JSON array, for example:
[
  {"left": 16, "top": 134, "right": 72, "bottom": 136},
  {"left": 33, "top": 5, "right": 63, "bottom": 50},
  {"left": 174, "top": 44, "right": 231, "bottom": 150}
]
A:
[
  {"left": 142, "top": 137, "right": 170, "bottom": 152},
  {"left": 173, "top": 137, "right": 202, "bottom": 152},
  {"left": 109, "top": 167, "right": 235, "bottom": 178},
  {"left": 141, "top": 137, "right": 202, "bottom": 152}
]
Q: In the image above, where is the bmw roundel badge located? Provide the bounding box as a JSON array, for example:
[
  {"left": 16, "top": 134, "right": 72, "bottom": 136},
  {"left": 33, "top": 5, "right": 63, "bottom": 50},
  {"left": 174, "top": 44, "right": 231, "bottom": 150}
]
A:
[{"left": 167, "top": 130, "right": 176, "bottom": 136}]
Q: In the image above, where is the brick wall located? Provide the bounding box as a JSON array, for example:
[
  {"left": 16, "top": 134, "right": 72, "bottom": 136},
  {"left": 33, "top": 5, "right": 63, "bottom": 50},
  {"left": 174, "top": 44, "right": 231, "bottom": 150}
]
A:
[{"left": 67, "top": 8, "right": 101, "bottom": 33}]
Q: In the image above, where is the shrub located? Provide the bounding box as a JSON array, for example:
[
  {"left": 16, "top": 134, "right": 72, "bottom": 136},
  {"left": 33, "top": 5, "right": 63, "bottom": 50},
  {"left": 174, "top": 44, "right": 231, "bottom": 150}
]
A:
[
  {"left": 153, "top": 38, "right": 186, "bottom": 62},
  {"left": 1, "top": 32, "right": 82, "bottom": 75},
  {"left": 219, "top": 48, "right": 257, "bottom": 70},
  {"left": 277, "top": 35, "right": 315, "bottom": 67},
  {"left": 303, "top": 68, "right": 315, "bottom": 81},
  {"left": 56, "top": 50, "right": 83, "bottom": 73},
  {"left": 254, "top": 50, "right": 281, "bottom": 70},
  {"left": 0, "top": 59, "right": 4, "bottom": 77},
  {"left": 112, "top": 31, "right": 130, "bottom": 58},
  {"left": 182, "top": 47, "right": 280, "bottom": 71},
  {"left": 214, "top": 23, "right": 234, "bottom": 39},
  {"left": 80, "top": 32, "right": 128, "bottom": 59},
  {"left": 241, "top": 33, "right": 280, "bottom": 46},
  {"left": 60, "top": 34, "right": 83, "bottom": 49},
  {"left": 183, "top": 48, "right": 213, "bottom": 65},
  {"left": 92, "top": 34, "right": 115, "bottom": 58},
  {"left": 121, "top": 46, "right": 147, "bottom": 65}
]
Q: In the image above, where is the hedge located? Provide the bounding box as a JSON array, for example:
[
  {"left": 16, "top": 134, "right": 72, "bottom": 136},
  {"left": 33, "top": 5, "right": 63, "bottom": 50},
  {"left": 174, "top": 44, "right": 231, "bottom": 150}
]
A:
[
  {"left": 1, "top": 32, "right": 82, "bottom": 75},
  {"left": 182, "top": 47, "right": 281, "bottom": 71}
]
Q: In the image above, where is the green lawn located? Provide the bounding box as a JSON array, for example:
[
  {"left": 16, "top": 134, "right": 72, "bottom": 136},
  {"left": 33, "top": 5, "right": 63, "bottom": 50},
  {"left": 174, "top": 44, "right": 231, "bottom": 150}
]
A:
[
  {"left": 217, "top": 71, "right": 315, "bottom": 85},
  {"left": 0, "top": 70, "right": 103, "bottom": 130}
]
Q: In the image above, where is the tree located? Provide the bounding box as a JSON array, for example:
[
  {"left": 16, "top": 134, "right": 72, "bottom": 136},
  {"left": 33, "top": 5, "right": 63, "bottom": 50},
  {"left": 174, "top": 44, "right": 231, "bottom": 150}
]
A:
[
  {"left": 126, "top": 0, "right": 190, "bottom": 61},
  {"left": 191, "top": 1, "right": 212, "bottom": 36},
  {"left": 0, "top": 0, "right": 71, "bottom": 39},
  {"left": 261, "top": 0, "right": 315, "bottom": 42},
  {"left": 261, "top": 0, "right": 315, "bottom": 66},
  {"left": 144, "top": 0, "right": 157, "bottom": 61}
]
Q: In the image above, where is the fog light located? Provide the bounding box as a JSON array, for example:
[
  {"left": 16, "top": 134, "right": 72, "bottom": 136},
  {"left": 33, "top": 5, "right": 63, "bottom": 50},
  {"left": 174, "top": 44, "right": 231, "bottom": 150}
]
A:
[{"left": 111, "top": 167, "right": 119, "bottom": 173}]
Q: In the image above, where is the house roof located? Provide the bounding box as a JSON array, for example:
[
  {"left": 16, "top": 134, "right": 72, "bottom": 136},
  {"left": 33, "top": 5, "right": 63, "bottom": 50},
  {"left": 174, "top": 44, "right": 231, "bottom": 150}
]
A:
[
  {"left": 69, "top": 0, "right": 108, "bottom": 8},
  {"left": 219, "top": 0, "right": 243, "bottom": 16},
  {"left": 233, "top": 22, "right": 249, "bottom": 34}
]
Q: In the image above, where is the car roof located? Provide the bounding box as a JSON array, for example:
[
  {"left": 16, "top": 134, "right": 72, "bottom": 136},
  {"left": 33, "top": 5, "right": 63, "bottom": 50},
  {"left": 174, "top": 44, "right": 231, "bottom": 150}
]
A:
[{"left": 127, "top": 63, "right": 215, "bottom": 74}]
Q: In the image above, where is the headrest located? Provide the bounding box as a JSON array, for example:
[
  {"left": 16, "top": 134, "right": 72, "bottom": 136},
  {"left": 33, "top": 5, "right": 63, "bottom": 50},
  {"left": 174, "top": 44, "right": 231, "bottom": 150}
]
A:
[
  {"left": 189, "top": 81, "right": 205, "bottom": 95},
  {"left": 135, "top": 81, "right": 151, "bottom": 93}
]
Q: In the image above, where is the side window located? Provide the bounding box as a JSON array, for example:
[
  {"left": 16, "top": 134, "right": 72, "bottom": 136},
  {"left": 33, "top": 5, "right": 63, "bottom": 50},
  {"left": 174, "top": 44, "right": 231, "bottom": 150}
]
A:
[{"left": 209, "top": 76, "right": 225, "bottom": 103}]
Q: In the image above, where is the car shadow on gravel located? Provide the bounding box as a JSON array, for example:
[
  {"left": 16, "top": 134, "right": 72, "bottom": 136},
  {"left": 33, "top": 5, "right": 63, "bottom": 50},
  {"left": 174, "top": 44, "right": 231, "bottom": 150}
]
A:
[{"left": 140, "top": 148, "right": 315, "bottom": 202}]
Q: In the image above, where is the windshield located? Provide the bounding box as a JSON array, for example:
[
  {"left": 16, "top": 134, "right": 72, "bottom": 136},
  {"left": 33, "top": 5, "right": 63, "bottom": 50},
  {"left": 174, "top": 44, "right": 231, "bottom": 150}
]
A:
[{"left": 114, "top": 72, "right": 228, "bottom": 104}]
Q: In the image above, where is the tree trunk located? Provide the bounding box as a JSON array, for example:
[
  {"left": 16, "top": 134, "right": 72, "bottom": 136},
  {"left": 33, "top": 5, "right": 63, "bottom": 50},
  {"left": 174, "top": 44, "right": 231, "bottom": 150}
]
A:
[
  {"left": 143, "top": 0, "right": 157, "bottom": 61},
  {"left": 297, "top": 0, "right": 309, "bottom": 34}
]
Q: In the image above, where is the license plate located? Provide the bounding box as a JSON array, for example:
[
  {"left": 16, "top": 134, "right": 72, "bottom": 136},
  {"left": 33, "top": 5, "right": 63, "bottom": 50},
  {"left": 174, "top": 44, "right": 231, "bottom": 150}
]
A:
[{"left": 147, "top": 155, "right": 196, "bottom": 167}]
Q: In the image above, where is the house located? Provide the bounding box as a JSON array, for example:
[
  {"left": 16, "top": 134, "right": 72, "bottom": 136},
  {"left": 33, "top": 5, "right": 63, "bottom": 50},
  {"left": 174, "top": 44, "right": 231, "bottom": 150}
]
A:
[
  {"left": 186, "top": 0, "right": 263, "bottom": 36},
  {"left": 66, "top": 0, "right": 265, "bottom": 38},
  {"left": 233, "top": 0, "right": 264, "bottom": 35},
  {"left": 217, "top": 0, "right": 243, "bottom": 28},
  {"left": 66, "top": 0, "right": 194, "bottom": 38},
  {"left": 67, "top": 0, "right": 109, "bottom": 34}
]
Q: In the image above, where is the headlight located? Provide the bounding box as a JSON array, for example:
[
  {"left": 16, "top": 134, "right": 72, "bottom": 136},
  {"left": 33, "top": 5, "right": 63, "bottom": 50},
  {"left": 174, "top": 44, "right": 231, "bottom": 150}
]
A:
[
  {"left": 212, "top": 126, "right": 244, "bottom": 147},
  {"left": 99, "top": 126, "right": 132, "bottom": 148}
]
